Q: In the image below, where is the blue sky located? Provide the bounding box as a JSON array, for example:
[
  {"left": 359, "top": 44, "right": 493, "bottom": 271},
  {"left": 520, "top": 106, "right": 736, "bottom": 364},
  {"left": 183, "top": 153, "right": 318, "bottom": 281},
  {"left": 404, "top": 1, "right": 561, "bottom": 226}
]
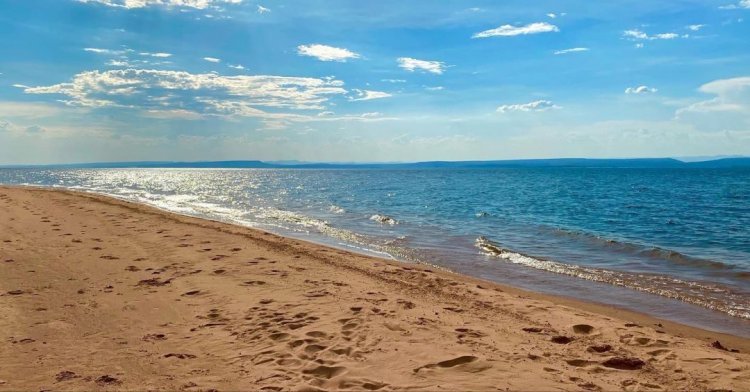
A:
[{"left": 1, "top": 0, "right": 749, "bottom": 163}]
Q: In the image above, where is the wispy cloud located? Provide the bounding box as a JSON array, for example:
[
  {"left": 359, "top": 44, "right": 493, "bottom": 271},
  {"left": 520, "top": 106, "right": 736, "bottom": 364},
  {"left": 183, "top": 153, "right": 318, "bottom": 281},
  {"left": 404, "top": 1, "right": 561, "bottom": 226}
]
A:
[
  {"left": 625, "top": 86, "right": 658, "bottom": 94},
  {"left": 76, "top": 0, "right": 243, "bottom": 10},
  {"left": 228, "top": 64, "right": 245, "bottom": 70},
  {"left": 257, "top": 4, "right": 270, "bottom": 13},
  {"left": 554, "top": 47, "right": 589, "bottom": 55},
  {"left": 496, "top": 100, "right": 560, "bottom": 113},
  {"left": 349, "top": 89, "right": 392, "bottom": 101},
  {"left": 719, "top": 0, "right": 750, "bottom": 9},
  {"left": 397, "top": 57, "right": 445, "bottom": 74},
  {"left": 687, "top": 24, "right": 706, "bottom": 31},
  {"left": 139, "top": 52, "right": 172, "bottom": 58},
  {"left": 382, "top": 79, "right": 406, "bottom": 83},
  {"left": 297, "top": 44, "right": 360, "bottom": 62},
  {"left": 473, "top": 22, "right": 559, "bottom": 38},
  {"left": 83, "top": 47, "right": 131, "bottom": 55},
  {"left": 623, "top": 29, "right": 684, "bottom": 41},
  {"left": 203, "top": 57, "right": 221, "bottom": 63}
]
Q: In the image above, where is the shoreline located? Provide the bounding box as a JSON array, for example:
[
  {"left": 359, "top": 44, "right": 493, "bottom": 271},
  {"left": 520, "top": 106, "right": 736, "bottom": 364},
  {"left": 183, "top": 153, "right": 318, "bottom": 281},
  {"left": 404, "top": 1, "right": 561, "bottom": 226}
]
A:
[
  {"left": 1, "top": 185, "right": 748, "bottom": 390},
  {"left": 19, "top": 184, "right": 750, "bottom": 338}
]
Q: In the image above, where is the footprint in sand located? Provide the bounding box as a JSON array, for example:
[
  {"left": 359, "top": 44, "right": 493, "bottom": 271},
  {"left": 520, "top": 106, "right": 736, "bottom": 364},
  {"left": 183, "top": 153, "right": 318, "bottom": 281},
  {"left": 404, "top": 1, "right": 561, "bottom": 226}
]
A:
[
  {"left": 242, "top": 280, "right": 267, "bottom": 286},
  {"left": 587, "top": 344, "right": 613, "bottom": 353},
  {"left": 601, "top": 357, "right": 645, "bottom": 370},
  {"left": 95, "top": 375, "right": 122, "bottom": 386},
  {"left": 55, "top": 371, "right": 80, "bottom": 382},
  {"left": 414, "top": 355, "right": 491, "bottom": 373},
  {"left": 573, "top": 324, "right": 595, "bottom": 335},
  {"left": 164, "top": 353, "right": 197, "bottom": 359},
  {"left": 302, "top": 365, "right": 347, "bottom": 380},
  {"left": 551, "top": 336, "right": 574, "bottom": 344}
]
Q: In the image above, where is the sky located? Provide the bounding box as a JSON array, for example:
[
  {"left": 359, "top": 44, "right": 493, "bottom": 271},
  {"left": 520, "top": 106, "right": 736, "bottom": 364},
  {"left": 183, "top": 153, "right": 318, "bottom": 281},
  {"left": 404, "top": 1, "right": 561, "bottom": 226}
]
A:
[{"left": 1, "top": 0, "right": 749, "bottom": 164}]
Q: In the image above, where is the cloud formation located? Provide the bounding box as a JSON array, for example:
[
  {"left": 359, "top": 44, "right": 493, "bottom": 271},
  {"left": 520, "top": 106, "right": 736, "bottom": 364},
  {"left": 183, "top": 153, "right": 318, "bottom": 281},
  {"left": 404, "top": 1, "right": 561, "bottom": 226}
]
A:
[
  {"left": 203, "top": 57, "right": 221, "bottom": 63},
  {"left": 554, "top": 47, "right": 589, "bottom": 55},
  {"left": 20, "top": 69, "right": 347, "bottom": 115},
  {"left": 473, "top": 22, "right": 559, "bottom": 38},
  {"left": 297, "top": 44, "right": 360, "bottom": 62},
  {"left": 140, "top": 52, "right": 172, "bottom": 58},
  {"left": 623, "top": 29, "right": 683, "bottom": 41},
  {"left": 677, "top": 76, "right": 750, "bottom": 115},
  {"left": 84, "top": 47, "right": 131, "bottom": 55},
  {"left": 719, "top": 0, "right": 750, "bottom": 9},
  {"left": 625, "top": 86, "right": 658, "bottom": 94},
  {"left": 496, "top": 100, "right": 560, "bottom": 113},
  {"left": 349, "top": 89, "right": 392, "bottom": 101},
  {"left": 76, "top": 0, "right": 242, "bottom": 9},
  {"left": 397, "top": 57, "right": 445, "bottom": 74}
]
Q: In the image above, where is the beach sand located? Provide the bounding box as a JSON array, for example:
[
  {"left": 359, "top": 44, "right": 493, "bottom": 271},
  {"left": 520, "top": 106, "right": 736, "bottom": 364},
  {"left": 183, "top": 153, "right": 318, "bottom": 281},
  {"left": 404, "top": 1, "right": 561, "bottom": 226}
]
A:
[{"left": 0, "top": 186, "right": 748, "bottom": 391}]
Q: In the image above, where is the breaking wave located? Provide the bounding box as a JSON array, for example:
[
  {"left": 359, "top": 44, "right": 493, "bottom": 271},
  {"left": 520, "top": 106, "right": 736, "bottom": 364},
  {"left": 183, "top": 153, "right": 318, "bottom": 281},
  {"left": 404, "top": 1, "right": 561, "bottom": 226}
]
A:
[
  {"left": 475, "top": 236, "right": 750, "bottom": 320},
  {"left": 370, "top": 214, "right": 399, "bottom": 225}
]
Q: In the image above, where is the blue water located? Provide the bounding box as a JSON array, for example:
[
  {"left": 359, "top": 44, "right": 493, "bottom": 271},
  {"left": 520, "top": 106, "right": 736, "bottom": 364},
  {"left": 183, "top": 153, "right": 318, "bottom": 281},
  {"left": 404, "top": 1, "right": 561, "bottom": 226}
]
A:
[{"left": 1, "top": 168, "right": 749, "bottom": 334}]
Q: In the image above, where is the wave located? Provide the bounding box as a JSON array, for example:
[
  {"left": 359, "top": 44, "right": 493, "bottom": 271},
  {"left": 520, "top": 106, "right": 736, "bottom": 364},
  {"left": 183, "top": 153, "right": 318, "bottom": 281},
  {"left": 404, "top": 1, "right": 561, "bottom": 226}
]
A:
[
  {"left": 475, "top": 236, "right": 750, "bottom": 320},
  {"left": 329, "top": 205, "right": 346, "bottom": 214},
  {"left": 370, "top": 214, "right": 398, "bottom": 225},
  {"left": 549, "top": 227, "right": 743, "bottom": 274}
]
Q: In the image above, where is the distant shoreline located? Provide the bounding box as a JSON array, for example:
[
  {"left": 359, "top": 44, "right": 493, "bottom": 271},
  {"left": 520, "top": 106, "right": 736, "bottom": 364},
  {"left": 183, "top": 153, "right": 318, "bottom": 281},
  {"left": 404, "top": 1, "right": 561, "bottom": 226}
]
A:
[{"left": 2, "top": 156, "right": 750, "bottom": 169}]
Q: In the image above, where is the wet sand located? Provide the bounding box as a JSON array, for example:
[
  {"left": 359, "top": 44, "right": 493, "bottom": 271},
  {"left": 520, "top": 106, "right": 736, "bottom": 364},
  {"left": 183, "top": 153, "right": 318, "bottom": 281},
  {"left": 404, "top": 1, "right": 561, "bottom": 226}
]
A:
[{"left": 0, "top": 186, "right": 748, "bottom": 391}]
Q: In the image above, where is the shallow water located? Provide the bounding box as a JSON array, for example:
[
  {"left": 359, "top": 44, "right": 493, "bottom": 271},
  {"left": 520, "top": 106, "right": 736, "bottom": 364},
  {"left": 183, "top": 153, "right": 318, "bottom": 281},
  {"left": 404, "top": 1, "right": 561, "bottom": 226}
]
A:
[{"left": 1, "top": 167, "right": 748, "bottom": 336}]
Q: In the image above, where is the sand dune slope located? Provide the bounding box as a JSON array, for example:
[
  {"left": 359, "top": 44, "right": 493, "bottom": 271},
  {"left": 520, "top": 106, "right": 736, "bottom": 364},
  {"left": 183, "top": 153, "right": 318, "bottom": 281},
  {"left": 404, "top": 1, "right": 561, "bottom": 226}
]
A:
[{"left": 0, "top": 187, "right": 748, "bottom": 391}]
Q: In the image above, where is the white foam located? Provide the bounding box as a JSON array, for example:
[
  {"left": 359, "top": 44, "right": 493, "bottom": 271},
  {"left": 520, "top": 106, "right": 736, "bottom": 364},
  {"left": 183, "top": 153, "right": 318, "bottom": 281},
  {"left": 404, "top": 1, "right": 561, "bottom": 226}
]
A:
[{"left": 370, "top": 214, "right": 398, "bottom": 225}]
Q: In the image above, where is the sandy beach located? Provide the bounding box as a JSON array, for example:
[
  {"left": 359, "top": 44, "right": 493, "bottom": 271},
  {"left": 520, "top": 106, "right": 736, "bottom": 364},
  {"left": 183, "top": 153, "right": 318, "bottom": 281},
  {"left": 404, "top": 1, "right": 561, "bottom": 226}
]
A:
[{"left": 0, "top": 186, "right": 748, "bottom": 391}]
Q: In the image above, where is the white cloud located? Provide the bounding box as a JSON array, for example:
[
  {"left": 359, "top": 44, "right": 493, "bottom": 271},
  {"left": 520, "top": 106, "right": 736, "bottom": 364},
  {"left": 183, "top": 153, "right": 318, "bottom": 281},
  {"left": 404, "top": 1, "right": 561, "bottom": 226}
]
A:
[
  {"left": 228, "top": 64, "right": 245, "bottom": 70},
  {"left": 623, "top": 29, "right": 684, "bottom": 41},
  {"left": 297, "top": 44, "right": 360, "bottom": 62},
  {"left": 382, "top": 79, "right": 406, "bottom": 83},
  {"left": 472, "top": 22, "right": 559, "bottom": 38},
  {"left": 139, "top": 52, "right": 172, "bottom": 57},
  {"left": 687, "top": 24, "right": 706, "bottom": 31},
  {"left": 397, "top": 57, "right": 445, "bottom": 74},
  {"left": 76, "top": 0, "right": 243, "bottom": 9},
  {"left": 203, "top": 57, "right": 221, "bottom": 63},
  {"left": 84, "top": 47, "right": 131, "bottom": 55},
  {"left": 20, "top": 69, "right": 347, "bottom": 116},
  {"left": 554, "top": 47, "right": 589, "bottom": 55},
  {"left": 425, "top": 86, "right": 444, "bottom": 91},
  {"left": 257, "top": 4, "right": 270, "bottom": 13},
  {"left": 719, "top": 0, "right": 750, "bottom": 9},
  {"left": 107, "top": 59, "right": 134, "bottom": 67},
  {"left": 677, "top": 76, "right": 750, "bottom": 116},
  {"left": 496, "top": 100, "right": 560, "bottom": 113},
  {"left": 625, "top": 86, "right": 658, "bottom": 94},
  {"left": 349, "top": 89, "right": 392, "bottom": 101}
]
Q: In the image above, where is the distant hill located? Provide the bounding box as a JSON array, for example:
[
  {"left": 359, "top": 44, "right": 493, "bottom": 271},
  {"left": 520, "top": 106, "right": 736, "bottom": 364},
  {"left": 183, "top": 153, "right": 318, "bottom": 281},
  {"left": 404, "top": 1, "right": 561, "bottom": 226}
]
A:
[{"left": 2, "top": 157, "right": 749, "bottom": 169}]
